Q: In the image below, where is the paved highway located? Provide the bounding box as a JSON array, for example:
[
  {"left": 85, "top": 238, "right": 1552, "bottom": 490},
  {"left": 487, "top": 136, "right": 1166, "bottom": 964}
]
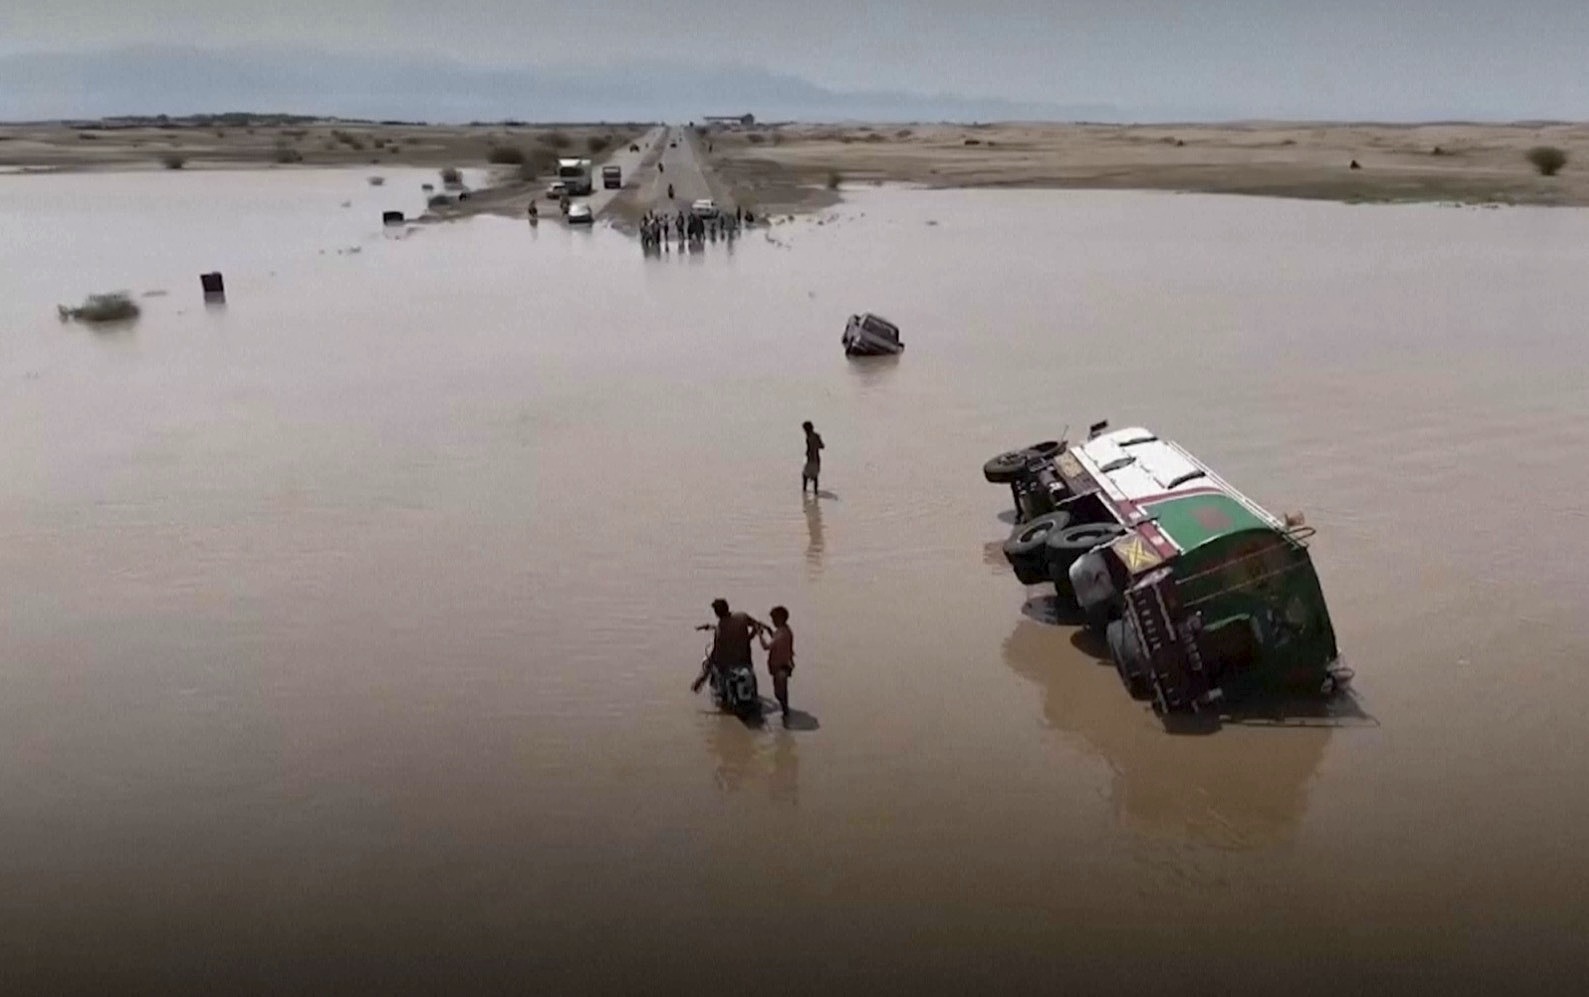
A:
[{"left": 620, "top": 125, "right": 736, "bottom": 220}]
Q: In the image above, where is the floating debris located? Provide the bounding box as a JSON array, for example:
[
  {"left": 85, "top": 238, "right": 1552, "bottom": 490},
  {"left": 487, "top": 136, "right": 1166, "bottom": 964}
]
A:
[{"left": 368, "top": 176, "right": 386, "bottom": 186}]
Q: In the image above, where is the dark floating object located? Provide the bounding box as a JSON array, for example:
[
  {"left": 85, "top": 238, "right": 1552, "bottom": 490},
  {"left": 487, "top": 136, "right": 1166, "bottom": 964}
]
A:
[
  {"left": 1349, "top": 159, "right": 1362, "bottom": 170},
  {"left": 382, "top": 210, "right": 405, "bottom": 225},
  {"left": 200, "top": 271, "right": 225, "bottom": 299}
]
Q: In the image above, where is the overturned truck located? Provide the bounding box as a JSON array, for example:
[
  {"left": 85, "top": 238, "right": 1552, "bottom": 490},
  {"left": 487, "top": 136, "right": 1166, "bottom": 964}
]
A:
[{"left": 986, "top": 423, "right": 1350, "bottom": 715}]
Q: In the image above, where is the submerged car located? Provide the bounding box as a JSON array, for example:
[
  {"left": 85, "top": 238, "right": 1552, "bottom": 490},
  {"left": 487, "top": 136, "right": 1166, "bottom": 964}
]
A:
[
  {"left": 566, "top": 202, "right": 593, "bottom": 225},
  {"left": 691, "top": 198, "right": 719, "bottom": 218},
  {"left": 986, "top": 422, "right": 1348, "bottom": 714},
  {"left": 841, "top": 313, "right": 904, "bottom": 356}
]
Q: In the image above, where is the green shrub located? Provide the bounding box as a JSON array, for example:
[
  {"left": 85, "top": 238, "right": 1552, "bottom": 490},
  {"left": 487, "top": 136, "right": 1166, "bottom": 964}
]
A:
[
  {"left": 58, "top": 292, "right": 139, "bottom": 324},
  {"left": 517, "top": 148, "right": 560, "bottom": 180},
  {"left": 826, "top": 170, "right": 842, "bottom": 190},
  {"left": 273, "top": 145, "right": 303, "bottom": 164},
  {"left": 1527, "top": 145, "right": 1567, "bottom": 176},
  {"left": 541, "top": 131, "right": 572, "bottom": 150},
  {"left": 487, "top": 144, "right": 527, "bottom": 165}
]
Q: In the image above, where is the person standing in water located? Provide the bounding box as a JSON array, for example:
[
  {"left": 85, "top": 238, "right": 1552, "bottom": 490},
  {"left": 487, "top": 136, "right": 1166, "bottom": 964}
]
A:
[
  {"left": 759, "top": 606, "right": 795, "bottom": 720},
  {"left": 691, "top": 598, "right": 765, "bottom": 693},
  {"left": 802, "top": 421, "right": 825, "bottom": 494}
]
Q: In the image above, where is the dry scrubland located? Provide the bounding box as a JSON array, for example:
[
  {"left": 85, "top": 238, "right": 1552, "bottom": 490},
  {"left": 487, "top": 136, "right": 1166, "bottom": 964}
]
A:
[
  {"left": 704, "top": 121, "right": 1589, "bottom": 212},
  {"left": 7, "top": 116, "right": 1588, "bottom": 217},
  {"left": 0, "top": 116, "right": 638, "bottom": 178}
]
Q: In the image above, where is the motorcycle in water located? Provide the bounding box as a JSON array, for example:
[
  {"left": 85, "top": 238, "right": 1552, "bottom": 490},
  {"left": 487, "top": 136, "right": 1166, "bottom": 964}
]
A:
[{"left": 694, "top": 625, "right": 762, "bottom": 719}]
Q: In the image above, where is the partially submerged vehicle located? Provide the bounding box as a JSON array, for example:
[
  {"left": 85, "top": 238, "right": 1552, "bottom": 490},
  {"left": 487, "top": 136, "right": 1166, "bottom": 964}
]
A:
[
  {"left": 841, "top": 313, "right": 904, "bottom": 357},
  {"left": 985, "top": 422, "right": 1349, "bottom": 715},
  {"left": 566, "top": 202, "right": 594, "bottom": 225}
]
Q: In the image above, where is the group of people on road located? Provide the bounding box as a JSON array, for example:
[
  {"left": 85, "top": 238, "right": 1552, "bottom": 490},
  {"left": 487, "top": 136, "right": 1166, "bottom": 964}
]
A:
[
  {"left": 690, "top": 421, "right": 827, "bottom": 723},
  {"left": 638, "top": 206, "right": 751, "bottom": 253}
]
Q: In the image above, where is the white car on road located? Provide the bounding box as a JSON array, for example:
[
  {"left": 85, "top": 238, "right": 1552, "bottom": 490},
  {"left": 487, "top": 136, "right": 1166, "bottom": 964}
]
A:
[
  {"left": 566, "top": 202, "right": 593, "bottom": 225},
  {"left": 691, "top": 198, "right": 719, "bottom": 218},
  {"left": 546, "top": 181, "right": 568, "bottom": 200}
]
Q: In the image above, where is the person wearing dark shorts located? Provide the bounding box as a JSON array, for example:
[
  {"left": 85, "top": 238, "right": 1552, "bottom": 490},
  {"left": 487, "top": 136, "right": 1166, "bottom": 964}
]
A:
[
  {"left": 759, "top": 606, "right": 795, "bottom": 719},
  {"left": 802, "top": 421, "right": 824, "bottom": 494}
]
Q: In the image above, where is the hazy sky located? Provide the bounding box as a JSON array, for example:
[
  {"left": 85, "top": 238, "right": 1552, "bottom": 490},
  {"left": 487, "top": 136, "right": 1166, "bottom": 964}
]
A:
[{"left": 5, "top": 1, "right": 1588, "bottom": 118}]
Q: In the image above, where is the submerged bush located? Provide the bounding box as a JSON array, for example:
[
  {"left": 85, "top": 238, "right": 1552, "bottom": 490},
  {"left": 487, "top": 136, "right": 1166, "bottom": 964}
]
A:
[
  {"left": 1526, "top": 145, "right": 1567, "bottom": 176},
  {"left": 826, "top": 170, "right": 842, "bottom": 190},
  {"left": 160, "top": 153, "right": 186, "bottom": 169},
  {"left": 58, "top": 292, "right": 140, "bottom": 324},
  {"left": 440, "top": 166, "right": 463, "bottom": 186},
  {"left": 272, "top": 145, "right": 303, "bottom": 164}
]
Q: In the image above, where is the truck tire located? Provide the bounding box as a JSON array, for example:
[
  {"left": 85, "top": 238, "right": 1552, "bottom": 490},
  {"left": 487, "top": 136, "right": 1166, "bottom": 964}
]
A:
[
  {"left": 1069, "top": 551, "right": 1121, "bottom": 632},
  {"left": 984, "top": 448, "right": 1035, "bottom": 484},
  {"left": 1001, "top": 511, "right": 1072, "bottom": 584},
  {"left": 1045, "top": 522, "right": 1128, "bottom": 588},
  {"left": 983, "top": 441, "right": 1061, "bottom": 484},
  {"left": 1106, "top": 618, "right": 1152, "bottom": 700}
]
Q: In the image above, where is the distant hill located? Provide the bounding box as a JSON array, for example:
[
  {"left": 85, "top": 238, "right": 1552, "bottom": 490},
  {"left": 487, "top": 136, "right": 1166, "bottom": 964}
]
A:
[{"left": 0, "top": 45, "right": 1120, "bottom": 123}]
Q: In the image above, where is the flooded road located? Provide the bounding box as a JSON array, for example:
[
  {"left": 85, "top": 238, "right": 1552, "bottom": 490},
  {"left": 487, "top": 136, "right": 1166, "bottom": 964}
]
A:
[{"left": 2, "top": 170, "right": 1588, "bottom": 992}]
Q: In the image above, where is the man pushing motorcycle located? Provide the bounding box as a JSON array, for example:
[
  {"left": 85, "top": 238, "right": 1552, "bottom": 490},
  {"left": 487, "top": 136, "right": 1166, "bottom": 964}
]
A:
[{"left": 691, "top": 598, "right": 766, "bottom": 693}]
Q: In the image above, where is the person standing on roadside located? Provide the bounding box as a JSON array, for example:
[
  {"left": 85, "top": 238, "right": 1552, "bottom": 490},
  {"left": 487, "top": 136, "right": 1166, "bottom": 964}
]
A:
[{"left": 801, "top": 421, "right": 824, "bottom": 494}]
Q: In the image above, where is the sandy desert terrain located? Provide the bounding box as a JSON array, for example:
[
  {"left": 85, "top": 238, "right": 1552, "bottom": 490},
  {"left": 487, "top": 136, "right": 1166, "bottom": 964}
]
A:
[{"left": 702, "top": 120, "right": 1589, "bottom": 214}]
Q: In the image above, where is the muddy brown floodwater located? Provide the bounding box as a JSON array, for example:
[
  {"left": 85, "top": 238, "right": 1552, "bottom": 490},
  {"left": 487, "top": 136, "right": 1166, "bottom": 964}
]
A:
[{"left": 2, "top": 170, "right": 1588, "bottom": 993}]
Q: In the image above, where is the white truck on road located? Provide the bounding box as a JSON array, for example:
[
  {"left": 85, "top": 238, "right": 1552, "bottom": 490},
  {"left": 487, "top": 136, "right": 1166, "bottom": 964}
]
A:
[{"left": 557, "top": 158, "right": 594, "bottom": 196}]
